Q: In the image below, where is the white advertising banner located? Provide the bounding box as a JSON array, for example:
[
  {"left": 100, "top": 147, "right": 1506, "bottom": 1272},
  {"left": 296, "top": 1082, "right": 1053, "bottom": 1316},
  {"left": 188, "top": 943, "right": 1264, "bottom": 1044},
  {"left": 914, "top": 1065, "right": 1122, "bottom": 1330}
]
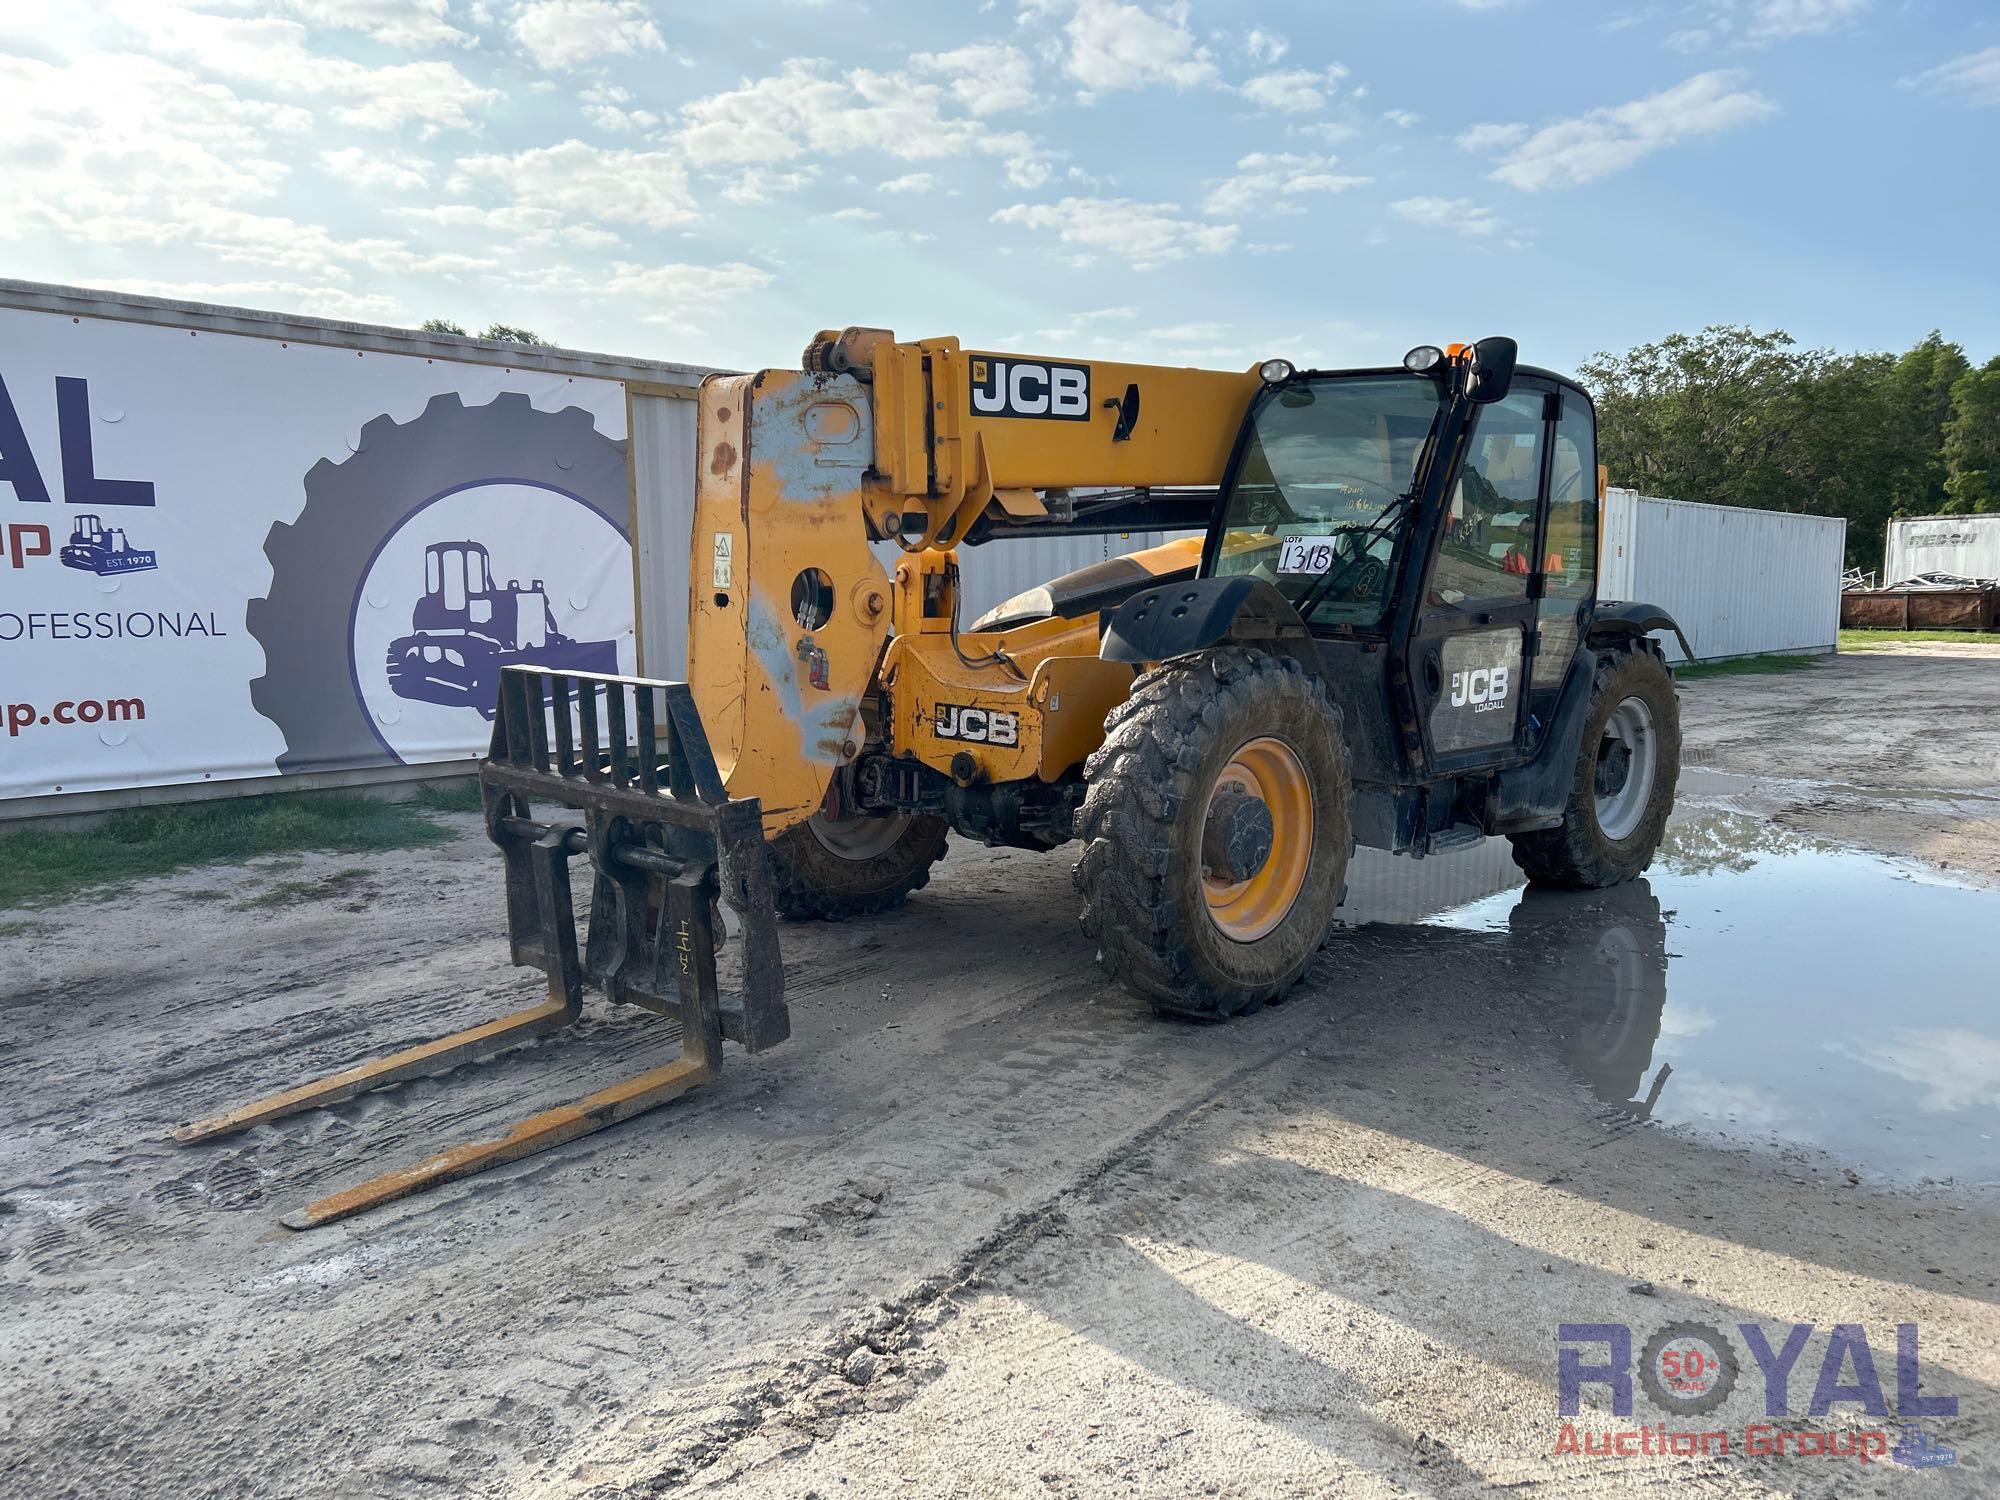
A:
[{"left": 0, "top": 308, "right": 638, "bottom": 800}]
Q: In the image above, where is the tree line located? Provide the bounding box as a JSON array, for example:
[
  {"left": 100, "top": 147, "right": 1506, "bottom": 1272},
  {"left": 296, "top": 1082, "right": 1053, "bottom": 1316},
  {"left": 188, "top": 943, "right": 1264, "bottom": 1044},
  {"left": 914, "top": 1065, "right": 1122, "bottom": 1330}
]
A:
[{"left": 1579, "top": 326, "right": 1999, "bottom": 573}]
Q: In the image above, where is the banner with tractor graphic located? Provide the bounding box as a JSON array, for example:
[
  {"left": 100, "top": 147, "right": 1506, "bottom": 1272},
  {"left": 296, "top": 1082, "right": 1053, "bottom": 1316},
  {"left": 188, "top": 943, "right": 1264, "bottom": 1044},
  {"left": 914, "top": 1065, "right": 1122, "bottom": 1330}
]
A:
[{"left": 0, "top": 305, "right": 639, "bottom": 801}]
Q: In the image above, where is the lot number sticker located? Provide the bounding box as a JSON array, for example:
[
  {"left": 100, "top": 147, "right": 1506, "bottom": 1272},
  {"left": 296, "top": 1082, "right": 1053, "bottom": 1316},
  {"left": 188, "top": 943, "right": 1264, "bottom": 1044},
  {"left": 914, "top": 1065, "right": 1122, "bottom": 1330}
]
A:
[{"left": 1277, "top": 536, "right": 1336, "bottom": 575}]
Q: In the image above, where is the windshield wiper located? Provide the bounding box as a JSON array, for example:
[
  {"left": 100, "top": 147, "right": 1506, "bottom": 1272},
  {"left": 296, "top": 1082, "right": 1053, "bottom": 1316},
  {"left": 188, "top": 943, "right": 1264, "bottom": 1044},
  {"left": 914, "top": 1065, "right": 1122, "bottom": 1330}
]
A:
[{"left": 1288, "top": 489, "right": 1416, "bottom": 622}]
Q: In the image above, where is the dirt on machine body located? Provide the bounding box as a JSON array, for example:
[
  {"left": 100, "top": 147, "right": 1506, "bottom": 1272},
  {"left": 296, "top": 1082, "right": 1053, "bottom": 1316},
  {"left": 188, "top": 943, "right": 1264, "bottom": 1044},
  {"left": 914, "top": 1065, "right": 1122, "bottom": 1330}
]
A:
[{"left": 177, "top": 327, "right": 1688, "bottom": 1226}]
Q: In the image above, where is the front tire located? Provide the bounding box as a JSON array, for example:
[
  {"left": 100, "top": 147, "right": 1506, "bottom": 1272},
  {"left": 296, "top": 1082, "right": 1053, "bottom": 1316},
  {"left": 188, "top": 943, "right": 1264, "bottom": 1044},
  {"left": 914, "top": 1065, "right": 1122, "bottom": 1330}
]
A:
[
  {"left": 1074, "top": 647, "right": 1352, "bottom": 1018},
  {"left": 769, "top": 812, "right": 949, "bottom": 921},
  {"left": 1508, "top": 643, "right": 1679, "bottom": 888}
]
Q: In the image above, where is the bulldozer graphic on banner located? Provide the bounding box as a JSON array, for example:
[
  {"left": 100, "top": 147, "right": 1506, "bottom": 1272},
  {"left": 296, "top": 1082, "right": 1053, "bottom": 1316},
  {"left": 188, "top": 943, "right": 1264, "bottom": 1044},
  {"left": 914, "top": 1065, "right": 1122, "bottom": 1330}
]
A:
[
  {"left": 385, "top": 539, "right": 620, "bottom": 718},
  {"left": 60, "top": 513, "right": 158, "bottom": 576}
]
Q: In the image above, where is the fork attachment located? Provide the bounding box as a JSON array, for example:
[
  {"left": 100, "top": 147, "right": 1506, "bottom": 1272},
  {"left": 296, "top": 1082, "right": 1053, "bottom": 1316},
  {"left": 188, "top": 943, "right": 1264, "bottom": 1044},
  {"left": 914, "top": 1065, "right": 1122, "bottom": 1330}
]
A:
[{"left": 176, "top": 665, "right": 787, "bottom": 1230}]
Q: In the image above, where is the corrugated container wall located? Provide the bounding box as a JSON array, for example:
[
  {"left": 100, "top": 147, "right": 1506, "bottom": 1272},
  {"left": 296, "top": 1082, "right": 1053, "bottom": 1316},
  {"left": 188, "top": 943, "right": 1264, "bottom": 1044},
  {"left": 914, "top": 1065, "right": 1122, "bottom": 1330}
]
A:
[
  {"left": 1884, "top": 514, "right": 2000, "bottom": 585},
  {"left": 949, "top": 531, "right": 1201, "bottom": 625},
  {"left": 1598, "top": 490, "right": 1845, "bottom": 663}
]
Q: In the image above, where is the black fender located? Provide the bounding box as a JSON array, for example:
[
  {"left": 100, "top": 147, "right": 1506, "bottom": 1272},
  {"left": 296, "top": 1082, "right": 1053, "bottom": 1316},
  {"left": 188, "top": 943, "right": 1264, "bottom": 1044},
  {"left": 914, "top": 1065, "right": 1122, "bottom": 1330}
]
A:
[
  {"left": 1589, "top": 600, "right": 1694, "bottom": 664},
  {"left": 1100, "top": 575, "right": 1312, "bottom": 665}
]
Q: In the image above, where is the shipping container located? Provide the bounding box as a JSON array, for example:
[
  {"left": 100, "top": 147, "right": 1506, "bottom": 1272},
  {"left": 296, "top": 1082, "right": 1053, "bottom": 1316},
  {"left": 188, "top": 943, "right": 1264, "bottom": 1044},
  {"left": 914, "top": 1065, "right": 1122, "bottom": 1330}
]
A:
[
  {"left": 1884, "top": 513, "right": 2000, "bottom": 585},
  {"left": 1598, "top": 490, "right": 1845, "bottom": 664}
]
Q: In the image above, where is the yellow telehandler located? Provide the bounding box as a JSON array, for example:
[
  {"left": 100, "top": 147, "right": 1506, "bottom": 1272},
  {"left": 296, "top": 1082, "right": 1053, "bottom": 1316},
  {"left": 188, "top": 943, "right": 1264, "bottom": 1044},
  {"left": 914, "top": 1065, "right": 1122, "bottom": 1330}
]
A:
[{"left": 181, "top": 328, "right": 1689, "bottom": 1227}]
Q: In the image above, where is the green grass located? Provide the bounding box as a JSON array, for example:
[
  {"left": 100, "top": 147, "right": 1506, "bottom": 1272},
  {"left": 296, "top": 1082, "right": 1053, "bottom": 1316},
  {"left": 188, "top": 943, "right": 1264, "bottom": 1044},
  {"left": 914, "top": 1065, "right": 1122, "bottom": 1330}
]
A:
[
  {"left": 1673, "top": 652, "right": 1824, "bottom": 681},
  {"left": 0, "top": 792, "right": 459, "bottom": 911},
  {"left": 406, "top": 777, "right": 485, "bottom": 814},
  {"left": 1839, "top": 627, "right": 1991, "bottom": 651}
]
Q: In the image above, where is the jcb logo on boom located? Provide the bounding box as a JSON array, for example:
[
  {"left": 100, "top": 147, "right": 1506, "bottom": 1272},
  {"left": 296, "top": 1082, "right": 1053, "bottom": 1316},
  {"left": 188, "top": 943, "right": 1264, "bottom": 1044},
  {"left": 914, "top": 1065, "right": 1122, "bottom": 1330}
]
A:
[
  {"left": 934, "top": 703, "right": 1020, "bottom": 746},
  {"left": 968, "top": 357, "right": 1090, "bottom": 421},
  {"left": 1451, "top": 665, "right": 1510, "bottom": 713}
]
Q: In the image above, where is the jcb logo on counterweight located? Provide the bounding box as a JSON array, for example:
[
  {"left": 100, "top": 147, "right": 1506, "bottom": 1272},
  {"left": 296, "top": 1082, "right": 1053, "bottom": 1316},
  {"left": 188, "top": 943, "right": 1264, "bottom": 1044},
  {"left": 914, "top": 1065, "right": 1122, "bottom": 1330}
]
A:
[
  {"left": 934, "top": 703, "right": 1020, "bottom": 745},
  {"left": 969, "top": 357, "right": 1090, "bottom": 421}
]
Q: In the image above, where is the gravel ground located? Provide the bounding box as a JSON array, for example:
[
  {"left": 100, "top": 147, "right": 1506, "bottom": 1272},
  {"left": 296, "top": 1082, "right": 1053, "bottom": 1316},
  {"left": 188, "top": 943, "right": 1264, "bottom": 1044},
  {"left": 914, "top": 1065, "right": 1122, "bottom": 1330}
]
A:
[{"left": 2, "top": 644, "right": 1995, "bottom": 1499}]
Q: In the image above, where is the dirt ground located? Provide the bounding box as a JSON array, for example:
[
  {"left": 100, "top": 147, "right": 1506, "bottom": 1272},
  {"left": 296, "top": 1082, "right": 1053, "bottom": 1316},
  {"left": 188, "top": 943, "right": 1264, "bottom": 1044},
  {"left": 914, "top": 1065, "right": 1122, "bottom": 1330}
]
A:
[
  {"left": 3, "top": 644, "right": 1997, "bottom": 1499},
  {"left": 1678, "top": 641, "right": 2000, "bottom": 885}
]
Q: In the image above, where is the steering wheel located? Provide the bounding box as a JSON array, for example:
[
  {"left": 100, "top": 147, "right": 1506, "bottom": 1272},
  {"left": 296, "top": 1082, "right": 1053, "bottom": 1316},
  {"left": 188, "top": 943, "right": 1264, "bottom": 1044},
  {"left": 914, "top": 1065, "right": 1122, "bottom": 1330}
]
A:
[
  {"left": 1338, "top": 553, "right": 1391, "bottom": 603},
  {"left": 1232, "top": 483, "right": 1302, "bottom": 527}
]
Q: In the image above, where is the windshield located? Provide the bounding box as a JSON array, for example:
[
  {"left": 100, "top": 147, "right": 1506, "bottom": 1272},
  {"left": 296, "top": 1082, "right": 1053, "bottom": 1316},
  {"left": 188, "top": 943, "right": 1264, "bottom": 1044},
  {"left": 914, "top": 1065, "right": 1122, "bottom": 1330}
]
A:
[{"left": 1208, "top": 372, "right": 1445, "bottom": 627}]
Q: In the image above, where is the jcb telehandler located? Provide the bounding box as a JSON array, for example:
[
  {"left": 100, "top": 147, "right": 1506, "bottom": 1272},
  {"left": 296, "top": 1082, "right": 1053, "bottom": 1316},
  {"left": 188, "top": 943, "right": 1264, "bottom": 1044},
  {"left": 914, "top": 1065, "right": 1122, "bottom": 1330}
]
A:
[{"left": 182, "top": 329, "right": 1687, "bottom": 1227}]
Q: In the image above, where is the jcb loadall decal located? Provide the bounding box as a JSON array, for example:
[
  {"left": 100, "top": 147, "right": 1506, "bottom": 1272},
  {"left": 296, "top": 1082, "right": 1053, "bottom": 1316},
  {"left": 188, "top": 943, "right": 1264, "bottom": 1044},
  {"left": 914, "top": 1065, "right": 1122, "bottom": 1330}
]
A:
[{"left": 968, "top": 357, "right": 1091, "bottom": 420}]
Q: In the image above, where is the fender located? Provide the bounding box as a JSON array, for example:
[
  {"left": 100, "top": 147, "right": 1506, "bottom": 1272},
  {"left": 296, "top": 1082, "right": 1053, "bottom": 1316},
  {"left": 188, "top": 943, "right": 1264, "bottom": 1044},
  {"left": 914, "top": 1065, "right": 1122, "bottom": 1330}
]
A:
[
  {"left": 1589, "top": 600, "right": 1694, "bottom": 664},
  {"left": 1100, "top": 575, "right": 1312, "bottom": 665}
]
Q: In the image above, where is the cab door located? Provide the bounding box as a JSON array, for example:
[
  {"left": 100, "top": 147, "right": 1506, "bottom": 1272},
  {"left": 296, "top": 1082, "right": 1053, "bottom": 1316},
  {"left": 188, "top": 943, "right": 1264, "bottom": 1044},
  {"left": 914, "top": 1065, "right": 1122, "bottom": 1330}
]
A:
[{"left": 1407, "top": 381, "right": 1556, "bottom": 773}]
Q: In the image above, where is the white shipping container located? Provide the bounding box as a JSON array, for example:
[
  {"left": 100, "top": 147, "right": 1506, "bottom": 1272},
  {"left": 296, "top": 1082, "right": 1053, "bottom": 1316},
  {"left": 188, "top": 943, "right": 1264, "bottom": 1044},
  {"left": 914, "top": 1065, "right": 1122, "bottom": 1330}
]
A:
[
  {"left": 1884, "top": 514, "right": 2000, "bottom": 585},
  {"left": 1598, "top": 490, "right": 1845, "bottom": 664},
  {"left": 951, "top": 529, "right": 1202, "bottom": 625}
]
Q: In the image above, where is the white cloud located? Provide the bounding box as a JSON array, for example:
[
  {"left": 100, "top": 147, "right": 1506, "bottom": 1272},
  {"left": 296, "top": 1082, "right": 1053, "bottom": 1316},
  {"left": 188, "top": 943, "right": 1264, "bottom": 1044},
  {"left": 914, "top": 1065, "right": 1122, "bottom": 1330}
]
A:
[
  {"left": 1203, "top": 152, "right": 1370, "bottom": 218},
  {"left": 1906, "top": 46, "right": 2000, "bottom": 107},
  {"left": 911, "top": 42, "right": 1038, "bottom": 114},
  {"left": 1455, "top": 121, "right": 1529, "bottom": 153},
  {"left": 0, "top": 52, "right": 300, "bottom": 223},
  {"left": 510, "top": 0, "right": 665, "bottom": 71},
  {"left": 0, "top": 48, "right": 508, "bottom": 289},
  {"left": 1288, "top": 119, "right": 1357, "bottom": 146},
  {"left": 579, "top": 82, "right": 660, "bottom": 132},
  {"left": 1243, "top": 28, "right": 1287, "bottom": 64},
  {"left": 675, "top": 59, "right": 1053, "bottom": 195},
  {"left": 1391, "top": 195, "right": 1503, "bottom": 237},
  {"left": 830, "top": 207, "right": 881, "bottom": 221},
  {"left": 1664, "top": 28, "right": 1715, "bottom": 54},
  {"left": 601, "top": 260, "right": 777, "bottom": 324},
  {"left": 268, "top": 0, "right": 470, "bottom": 48},
  {"left": 90, "top": 276, "right": 410, "bottom": 323},
  {"left": 451, "top": 140, "right": 700, "bottom": 231},
  {"left": 879, "top": 171, "right": 939, "bottom": 194},
  {"left": 1054, "top": 0, "right": 1217, "bottom": 94},
  {"left": 1471, "top": 71, "right": 1776, "bottom": 191},
  {"left": 1827, "top": 1028, "right": 2000, "bottom": 1114},
  {"left": 1381, "top": 108, "right": 1420, "bottom": 128},
  {"left": 1240, "top": 65, "right": 1347, "bottom": 114},
  {"left": 320, "top": 145, "right": 431, "bottom": 191},
  {"left": 1743, "top": 0, "right": 1866, "bottom": 41},
  {"left": 992, "top": 195, "right": 1237, "bottom": 269},
  {"left": 110, "top": 0, "right": 496, "bottom": 135},
  {"left": 719, "top": 166, "right": 820, "bottom": 204}
]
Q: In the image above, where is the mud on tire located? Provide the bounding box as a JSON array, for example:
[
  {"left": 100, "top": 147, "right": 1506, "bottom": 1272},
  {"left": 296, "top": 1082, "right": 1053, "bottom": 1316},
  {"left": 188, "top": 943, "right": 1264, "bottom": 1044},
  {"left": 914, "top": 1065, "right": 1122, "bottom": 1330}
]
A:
[
  {"left": 1073, "top": 647, "right": 1352, "bottom": 1018},
  {"left": 768, "top": 813, "right": 949, "bottom": 921},
  {"left": 1508, "top": 642, "right": 1680, "bottom": 889}
]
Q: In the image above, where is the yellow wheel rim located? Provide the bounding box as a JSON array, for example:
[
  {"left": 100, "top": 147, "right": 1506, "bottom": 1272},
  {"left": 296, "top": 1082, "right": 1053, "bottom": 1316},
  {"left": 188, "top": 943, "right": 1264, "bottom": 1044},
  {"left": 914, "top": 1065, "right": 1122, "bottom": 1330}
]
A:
[{"left": 1201, "top": 736, "right": 1313, "bottom": 943}]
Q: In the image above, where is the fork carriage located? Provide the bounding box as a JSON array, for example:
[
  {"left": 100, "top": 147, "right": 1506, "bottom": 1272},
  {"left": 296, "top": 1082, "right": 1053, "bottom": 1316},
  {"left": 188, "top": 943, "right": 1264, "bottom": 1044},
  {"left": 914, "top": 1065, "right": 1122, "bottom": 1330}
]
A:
[{"left": 176, "top": 665, "right": 786, "bottom": 1229}]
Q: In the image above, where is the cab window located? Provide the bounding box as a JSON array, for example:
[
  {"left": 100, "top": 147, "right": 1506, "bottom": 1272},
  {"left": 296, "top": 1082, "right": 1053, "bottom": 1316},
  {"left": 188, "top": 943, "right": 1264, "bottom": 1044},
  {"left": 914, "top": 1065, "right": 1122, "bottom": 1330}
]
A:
[
  {"left": 1533, "top": 398, "right": 1598, "bottom": 693},
  {"left": 1430, "top": 390, "right": 1546, "bottom": 606}
]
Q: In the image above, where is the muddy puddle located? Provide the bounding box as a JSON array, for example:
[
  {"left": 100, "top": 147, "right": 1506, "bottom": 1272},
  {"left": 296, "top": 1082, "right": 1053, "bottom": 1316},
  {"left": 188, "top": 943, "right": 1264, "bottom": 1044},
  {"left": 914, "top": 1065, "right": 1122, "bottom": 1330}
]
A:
[{"left": 1335, "top": 813, "right": 2000, "bottom": 1192}]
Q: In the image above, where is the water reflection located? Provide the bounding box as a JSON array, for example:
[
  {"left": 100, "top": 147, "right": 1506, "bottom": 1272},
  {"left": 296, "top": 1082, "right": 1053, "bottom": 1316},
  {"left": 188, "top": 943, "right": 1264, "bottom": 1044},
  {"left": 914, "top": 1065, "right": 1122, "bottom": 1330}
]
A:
[{"left": 1334, "top": 831, "right": 2000, "bottom": 1191}]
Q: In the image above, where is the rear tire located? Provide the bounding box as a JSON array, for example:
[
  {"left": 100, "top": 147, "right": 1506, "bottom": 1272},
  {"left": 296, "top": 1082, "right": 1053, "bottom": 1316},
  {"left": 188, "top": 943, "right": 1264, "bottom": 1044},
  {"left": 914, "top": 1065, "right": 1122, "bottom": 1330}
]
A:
[
  {"left": 1508, "top": 643, "right": 1679, "bottom": 888},
  {"left": 769, "top": 812, "right": 949, "bottom": 921},
  {"left": 1074, "top": 647, "right": 1352, "bottom": 1018}
]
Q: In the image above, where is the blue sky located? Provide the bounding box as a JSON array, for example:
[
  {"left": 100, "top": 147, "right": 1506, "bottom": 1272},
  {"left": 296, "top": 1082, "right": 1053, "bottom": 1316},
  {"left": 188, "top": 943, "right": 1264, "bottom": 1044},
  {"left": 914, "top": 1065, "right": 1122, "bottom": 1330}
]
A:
[{"left": 2, "top": 0, "right": 1994, "bottom": 375}]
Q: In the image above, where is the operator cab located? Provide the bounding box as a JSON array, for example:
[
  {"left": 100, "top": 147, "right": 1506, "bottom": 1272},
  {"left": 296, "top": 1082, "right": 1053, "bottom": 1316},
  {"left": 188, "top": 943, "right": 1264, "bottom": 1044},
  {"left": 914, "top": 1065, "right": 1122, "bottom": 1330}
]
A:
[{"left": 1179, "top": 340, "right": 1606, "bottom": 847}]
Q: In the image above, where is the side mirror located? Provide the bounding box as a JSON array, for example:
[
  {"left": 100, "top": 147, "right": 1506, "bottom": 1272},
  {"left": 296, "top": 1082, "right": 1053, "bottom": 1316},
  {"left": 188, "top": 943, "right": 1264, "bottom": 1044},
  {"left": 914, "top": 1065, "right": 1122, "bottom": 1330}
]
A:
[{"left": 1465, "top": 336, "right": 1518, "bottom": 404}]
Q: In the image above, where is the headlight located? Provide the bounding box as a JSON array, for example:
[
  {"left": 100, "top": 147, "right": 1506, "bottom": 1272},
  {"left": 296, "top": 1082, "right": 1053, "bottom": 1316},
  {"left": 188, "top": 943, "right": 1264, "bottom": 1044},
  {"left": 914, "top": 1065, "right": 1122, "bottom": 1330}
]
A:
[
  {"left": 1258, "top": 358, "right": 1296, "bottom": 384},
  {"left": 1403, "top": 345, "right": 1445, "bottom": 373}
]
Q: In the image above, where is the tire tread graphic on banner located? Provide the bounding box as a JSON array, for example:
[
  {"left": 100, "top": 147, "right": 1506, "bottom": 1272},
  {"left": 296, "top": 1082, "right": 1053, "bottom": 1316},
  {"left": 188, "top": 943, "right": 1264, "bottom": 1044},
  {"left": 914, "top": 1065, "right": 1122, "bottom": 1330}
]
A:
[{"left": 247, "top": 391, "right": 629, "bottom": 773}]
